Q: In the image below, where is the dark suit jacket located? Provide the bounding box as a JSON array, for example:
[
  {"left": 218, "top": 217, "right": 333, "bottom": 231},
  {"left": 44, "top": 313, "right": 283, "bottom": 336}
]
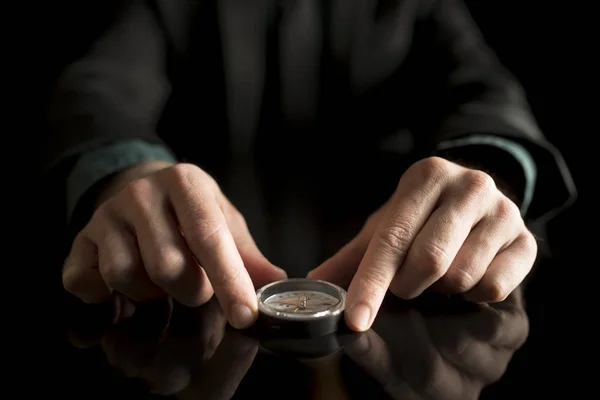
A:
[{"left": 43, "top": 0, "right": 575, "bottom": 230}]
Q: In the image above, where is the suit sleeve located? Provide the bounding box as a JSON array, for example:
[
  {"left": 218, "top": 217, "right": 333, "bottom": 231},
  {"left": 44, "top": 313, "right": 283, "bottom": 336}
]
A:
[
  {"left": 41, "top": 1, "right": 179, "bottom": 239},
  {"left": 409, "top": 0, "right": 576, "bottom": 223},
  {"left": 43, "top": 0, "right": 173, "bottom": 173},
  {"left": 41, "top": 1, "right": 178, "bottom": 227}
]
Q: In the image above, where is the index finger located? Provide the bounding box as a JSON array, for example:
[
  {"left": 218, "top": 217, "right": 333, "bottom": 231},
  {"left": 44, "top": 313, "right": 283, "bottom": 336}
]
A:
[
  {"left": 345, "top": 182, "right": 442, "bottom": 331},
  {"left": 168, "top": 175, "right": 258, "bottom": 329}
]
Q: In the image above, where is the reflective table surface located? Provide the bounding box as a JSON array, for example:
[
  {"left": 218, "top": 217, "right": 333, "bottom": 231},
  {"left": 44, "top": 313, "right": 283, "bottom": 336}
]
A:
[{"left": 59, "top": 285, "right": 542, "bottom": 400}]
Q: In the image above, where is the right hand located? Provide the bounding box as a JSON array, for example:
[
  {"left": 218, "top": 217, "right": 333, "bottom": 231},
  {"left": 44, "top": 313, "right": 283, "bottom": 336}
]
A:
[{"left": 62, "top": 162, "right": 287, "bottom": 329}]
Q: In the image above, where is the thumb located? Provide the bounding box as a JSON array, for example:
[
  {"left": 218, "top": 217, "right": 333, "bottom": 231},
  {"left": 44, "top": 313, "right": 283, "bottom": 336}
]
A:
[
  {"left": 225, "top": 208, "right": 287, "bottom": 288},
  {"left": 307, "top": 235, "right": 367, "bottom": 288}
]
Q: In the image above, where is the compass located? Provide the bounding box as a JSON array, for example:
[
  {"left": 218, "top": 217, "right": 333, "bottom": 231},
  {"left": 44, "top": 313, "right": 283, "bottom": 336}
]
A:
[{"left": 256, "top": 278, "right": 347, "bottom": 337}]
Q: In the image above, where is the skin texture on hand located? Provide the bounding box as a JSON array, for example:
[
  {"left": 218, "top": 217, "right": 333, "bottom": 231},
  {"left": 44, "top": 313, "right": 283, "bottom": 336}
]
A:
[
  {"left": 308, "top": 157, "right": 537, "bottom": 332},
  {"left": 62, "top": 162, "right": 287, "bottom": 329}
]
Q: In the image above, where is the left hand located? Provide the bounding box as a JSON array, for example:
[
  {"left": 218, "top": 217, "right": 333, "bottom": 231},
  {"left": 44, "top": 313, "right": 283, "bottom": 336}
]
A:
[{"left": 308, "top": 157, "right": 537, "bottom": 331}]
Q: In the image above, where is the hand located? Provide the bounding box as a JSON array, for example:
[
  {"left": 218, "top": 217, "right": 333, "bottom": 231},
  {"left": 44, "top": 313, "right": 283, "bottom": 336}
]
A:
[
  {"left": 343, "top": 290, "right": 529, "bottom": 399},
  {"left": 308, "top": 156, "right": 537, "bottom": 331},
  {"left": 67, "top": 298, "right": 258, "bottom": 398},
  {"left": 62, "top": 161, "right": 286, "bottom": 329}
]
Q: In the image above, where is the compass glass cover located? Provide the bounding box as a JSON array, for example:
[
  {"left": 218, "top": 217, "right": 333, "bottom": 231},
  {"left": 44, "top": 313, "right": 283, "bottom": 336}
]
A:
[{"left": 263, "top": 290, "right": 340, "bottom": 314}]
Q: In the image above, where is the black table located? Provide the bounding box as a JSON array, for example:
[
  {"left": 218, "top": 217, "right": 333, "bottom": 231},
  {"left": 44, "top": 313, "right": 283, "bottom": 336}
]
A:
[{"left": 56, "top": 281, "right": 547, "bottom": 400}]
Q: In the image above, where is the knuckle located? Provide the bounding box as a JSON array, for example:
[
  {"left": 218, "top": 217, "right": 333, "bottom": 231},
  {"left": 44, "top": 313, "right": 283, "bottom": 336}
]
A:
[
  {"left": 419, "top": 242, "right": 450, "bottom": 277},
  {"left": 62, "top": 267, "right": 106, "bottom": 304},
  {"left": 378, "top": 222, "right": 413, "bottom": 254},
  {"left": 443, "top": 267, "right": 476, "bottom": 293},
  {"left": 125, "top": 178, "right": 154, "bottom": 199},
  {"left": 521, "top": 231, "right": 538, "bottom": 255},
  {"left": 463, "top": 170, "right": 496, "bottom": 195},
  {"left": 474, "top": 234, "right": 495, "bottom": 255},
  {"left": 495, "top": 197, "right": 521, "bottom": 223},
  {"left": 168, "top": 163, "right": 216, "bottom": 192},
  {"left": 92, "top": 201, "right": 115, "bottom": 224},
  {"left": 481, "top": 280, "right": 509, "bottom": 302},
  {"left": 122, "top": 179, "right": 154, "bottom": 211},
  {"left": 101, "top": 258, "right": 137, "bottom": 289},
  {"left": 61, "top": 264, "right": 79, "bottom": 294},
  {"left": 62, "top": 235, "right": 91, "bottom": 293},
  {"left": 146, "top": 247, "right": 188, "bottom": 287},
  {"left": 408, "top": 156, "right": 449, "bottom": 187},
  {"left": 169, "top": 162, "right": 199, "bottom": 180}
]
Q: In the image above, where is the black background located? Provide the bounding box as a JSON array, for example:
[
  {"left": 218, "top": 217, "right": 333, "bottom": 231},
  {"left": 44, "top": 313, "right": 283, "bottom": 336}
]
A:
[{"left": 11, "top": 0, "right": 589, "bottom": 397}]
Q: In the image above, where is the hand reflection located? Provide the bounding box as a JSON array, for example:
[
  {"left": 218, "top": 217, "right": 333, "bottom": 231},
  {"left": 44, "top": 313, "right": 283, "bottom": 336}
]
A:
[
  {"left": 66, "top": 297, "right": 257, "bottom": 399},
  {"left": 343, "top": 289, "right": 529, "bottom": 400}
]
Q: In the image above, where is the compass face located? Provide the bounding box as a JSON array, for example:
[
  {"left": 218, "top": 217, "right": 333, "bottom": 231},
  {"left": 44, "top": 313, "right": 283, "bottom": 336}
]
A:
[
  {"left": 257, "top": 278, "right": 346, "bottom": 322},
  {"left": 263, "top": 290, "right": 340, "bottom": 315}
]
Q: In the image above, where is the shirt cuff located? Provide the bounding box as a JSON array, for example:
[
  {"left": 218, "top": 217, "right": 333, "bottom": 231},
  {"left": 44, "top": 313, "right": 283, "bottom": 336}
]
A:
[
  {"left": 67, "top": 139, "right": 177, "bottom": 220},
  {"left": 436, "top": 134, "right": 537, "bottom": 215}
]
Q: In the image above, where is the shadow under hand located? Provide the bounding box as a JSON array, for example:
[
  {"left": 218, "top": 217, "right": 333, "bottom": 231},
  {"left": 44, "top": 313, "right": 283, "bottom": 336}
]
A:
[
  {"left": 66, "top": 296, "right": 258, "bottom": 399},
  {"left": 342, "top": 288, "right": 529, "bottom": 400}
]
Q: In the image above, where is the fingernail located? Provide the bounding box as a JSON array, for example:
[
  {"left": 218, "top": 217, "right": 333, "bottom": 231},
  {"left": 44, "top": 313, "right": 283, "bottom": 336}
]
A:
[
  {"left": 347, "top": 304, "right": 371, "bottom": 331},
  {"left": 230, "top": 304, "right": 256, "bottom": 329}
]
